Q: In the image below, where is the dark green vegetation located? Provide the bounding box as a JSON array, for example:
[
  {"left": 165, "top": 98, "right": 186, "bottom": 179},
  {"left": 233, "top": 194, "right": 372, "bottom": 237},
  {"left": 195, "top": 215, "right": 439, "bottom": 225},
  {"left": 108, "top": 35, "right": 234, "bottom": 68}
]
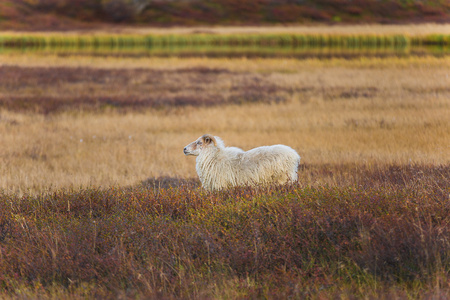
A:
[
  {"left": 1, "top": 0, "right": 449, "bottom": 30},
  {"left": 1, "top": 32, "right": 449, "bottom": 58},
  {"left": 0, "top": 164, "right": 448, "bottom": 298}
]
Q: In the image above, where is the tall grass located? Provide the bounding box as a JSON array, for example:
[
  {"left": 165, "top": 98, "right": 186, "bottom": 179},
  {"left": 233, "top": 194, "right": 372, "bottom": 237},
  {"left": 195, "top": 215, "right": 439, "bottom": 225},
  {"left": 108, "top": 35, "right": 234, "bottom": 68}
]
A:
[
  {"left": 0, "top": 33, "right": 449, "bottom": 52},
  {"left": 0, "top": 164, "right": 448, "bottom": 298},
  {"left": 0, "top": 58, "right": 448, "bottom": 195}
]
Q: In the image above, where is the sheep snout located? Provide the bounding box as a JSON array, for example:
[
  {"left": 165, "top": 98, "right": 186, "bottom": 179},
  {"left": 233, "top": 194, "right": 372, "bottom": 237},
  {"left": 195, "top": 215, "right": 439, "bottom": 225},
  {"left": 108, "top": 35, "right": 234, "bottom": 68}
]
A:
[{"left": 183, "top": 142, "right": 200, "bottom": 156}]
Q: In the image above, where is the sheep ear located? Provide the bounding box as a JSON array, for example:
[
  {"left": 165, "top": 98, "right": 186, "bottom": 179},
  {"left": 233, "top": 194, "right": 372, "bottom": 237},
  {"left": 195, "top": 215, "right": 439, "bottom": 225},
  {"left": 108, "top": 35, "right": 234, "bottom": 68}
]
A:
[{"left": 203, "top": 135, "right": 216, "bottom": 146}]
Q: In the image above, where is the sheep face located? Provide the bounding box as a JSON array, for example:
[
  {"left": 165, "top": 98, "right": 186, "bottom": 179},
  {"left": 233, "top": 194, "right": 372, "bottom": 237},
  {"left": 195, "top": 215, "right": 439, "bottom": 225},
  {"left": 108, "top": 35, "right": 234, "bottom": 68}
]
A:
[{"left": 183, "top": 134, "right": 217, "bottom": 156}]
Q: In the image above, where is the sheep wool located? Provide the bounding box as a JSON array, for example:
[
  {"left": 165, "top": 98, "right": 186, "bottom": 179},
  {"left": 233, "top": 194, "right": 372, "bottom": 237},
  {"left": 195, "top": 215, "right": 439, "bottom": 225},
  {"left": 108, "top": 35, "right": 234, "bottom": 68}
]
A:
[{"left": 184, "top": 134, "right": 301, "bottom": 191}]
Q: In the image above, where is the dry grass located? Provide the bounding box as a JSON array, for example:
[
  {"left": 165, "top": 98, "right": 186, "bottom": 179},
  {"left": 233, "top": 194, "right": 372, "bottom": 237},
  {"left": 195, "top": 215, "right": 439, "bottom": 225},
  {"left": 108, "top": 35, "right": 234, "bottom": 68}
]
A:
[
  {"left": 0, "top": 170, "right": 448, "bottom": 299},
  {"left": 0, "top": 56, "right": 448, "bottom": 195},
  {"left": 1, "top": 54, "right": 450, "bottom": 70},
  {"left": 4, "top": 23, "right": 450, "bottom": 35},
  {"left": 1, "top": 166, "right": 448, "bottom": 299},
  {"left": 130, "top": 23, "right": 450, "bottom": 35}
]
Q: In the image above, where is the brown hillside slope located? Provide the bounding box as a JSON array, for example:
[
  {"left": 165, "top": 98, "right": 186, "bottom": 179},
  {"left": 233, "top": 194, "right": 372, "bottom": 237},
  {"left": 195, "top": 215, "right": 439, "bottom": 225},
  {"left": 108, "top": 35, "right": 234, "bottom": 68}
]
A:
[{"left": 1, "top": 0, "right": 449, "bottom": 31}]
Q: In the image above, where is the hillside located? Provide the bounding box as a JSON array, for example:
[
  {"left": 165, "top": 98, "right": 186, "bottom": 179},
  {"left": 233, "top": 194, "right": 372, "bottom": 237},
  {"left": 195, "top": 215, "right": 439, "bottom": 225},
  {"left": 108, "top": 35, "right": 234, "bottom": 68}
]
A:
[{"left": 1, "top": 0, "right": 449, "bottom": 31}]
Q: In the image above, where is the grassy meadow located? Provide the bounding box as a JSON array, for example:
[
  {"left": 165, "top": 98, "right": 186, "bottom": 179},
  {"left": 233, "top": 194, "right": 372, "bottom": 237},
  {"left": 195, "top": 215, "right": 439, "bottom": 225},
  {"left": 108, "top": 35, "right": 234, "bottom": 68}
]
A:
[{"left": 0, "top": 26, "right": 449, "bottom": 298}]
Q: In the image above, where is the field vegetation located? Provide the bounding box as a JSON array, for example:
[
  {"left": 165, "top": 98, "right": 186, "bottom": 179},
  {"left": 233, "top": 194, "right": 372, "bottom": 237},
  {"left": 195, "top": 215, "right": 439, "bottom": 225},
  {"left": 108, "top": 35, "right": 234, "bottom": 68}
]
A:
[
  {"left": 0, "top": 55, "right": 448, "bottom": 194},
  {"left": 0, "top": 26, "right": 449, "bottom": 298},
  {"left": 1, "top": 31, "right": 449, "bottom": 59},
  {"left": 0, "top": 167, "right": 448, "bottom": 298},
  {"left": 2, "top": 31, "right": 449, "bottom": 47}
]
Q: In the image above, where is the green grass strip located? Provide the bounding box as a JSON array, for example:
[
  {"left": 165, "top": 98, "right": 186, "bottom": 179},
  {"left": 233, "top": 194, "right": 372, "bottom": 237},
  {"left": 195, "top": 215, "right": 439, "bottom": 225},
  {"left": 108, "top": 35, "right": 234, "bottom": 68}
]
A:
[{"left": 1, "top": 33, "right": 449, "bottom": 49}]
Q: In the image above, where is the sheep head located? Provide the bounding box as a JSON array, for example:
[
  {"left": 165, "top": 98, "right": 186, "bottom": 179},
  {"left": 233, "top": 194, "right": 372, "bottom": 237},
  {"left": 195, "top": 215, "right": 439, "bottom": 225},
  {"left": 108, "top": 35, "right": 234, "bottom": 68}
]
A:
[{"left": 183, "top": 134, "right": 217, "bottom": 156}]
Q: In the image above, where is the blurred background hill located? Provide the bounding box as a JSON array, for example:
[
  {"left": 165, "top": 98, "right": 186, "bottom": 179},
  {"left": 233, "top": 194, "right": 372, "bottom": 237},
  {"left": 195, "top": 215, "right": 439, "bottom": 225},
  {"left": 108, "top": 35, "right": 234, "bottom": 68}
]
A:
[{"left": 1, "top": 0, "right": 449, "bottom": 31}]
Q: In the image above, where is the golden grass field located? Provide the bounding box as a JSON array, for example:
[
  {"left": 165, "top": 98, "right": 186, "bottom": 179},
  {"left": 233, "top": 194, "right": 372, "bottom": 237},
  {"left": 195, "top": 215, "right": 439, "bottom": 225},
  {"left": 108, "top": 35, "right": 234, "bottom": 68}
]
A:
[{"left": 0, "top": 51, "right": 449, "bottom": 195}]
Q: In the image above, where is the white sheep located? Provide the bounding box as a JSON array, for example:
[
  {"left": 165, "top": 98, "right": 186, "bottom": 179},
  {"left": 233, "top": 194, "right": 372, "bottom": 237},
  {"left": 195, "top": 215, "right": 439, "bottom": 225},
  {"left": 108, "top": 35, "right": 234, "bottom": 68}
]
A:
[{"left": 183, "top": 134, "right": 301, "bottom": 191}]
